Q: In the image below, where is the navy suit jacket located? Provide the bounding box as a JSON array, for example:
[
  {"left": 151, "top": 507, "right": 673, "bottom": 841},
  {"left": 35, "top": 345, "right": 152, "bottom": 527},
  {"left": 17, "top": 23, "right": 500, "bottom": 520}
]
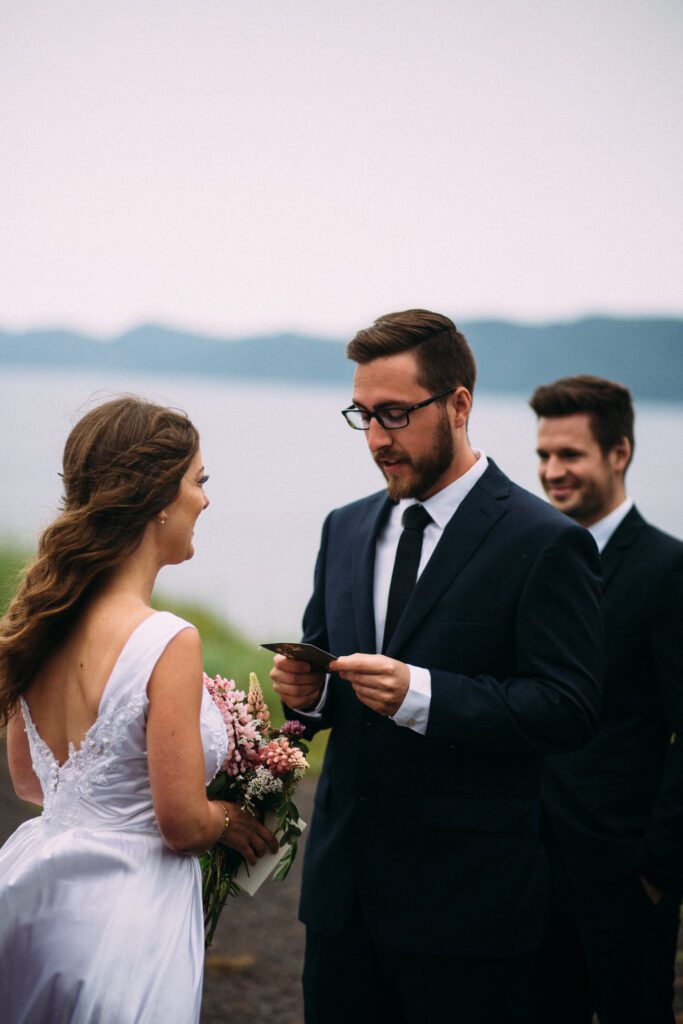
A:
[
  {"left": 291, "top": 460, "right": 602, "bottom": 956},
  {"left": 542, "top": 507, "right": 683, "bottom": 899}
]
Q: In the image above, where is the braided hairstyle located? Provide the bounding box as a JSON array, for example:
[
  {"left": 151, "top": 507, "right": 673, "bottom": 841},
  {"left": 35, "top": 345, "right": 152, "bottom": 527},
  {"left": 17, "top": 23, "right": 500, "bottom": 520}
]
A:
[{"left": 0, "top": 396, "right": 199, "bottom": 725}]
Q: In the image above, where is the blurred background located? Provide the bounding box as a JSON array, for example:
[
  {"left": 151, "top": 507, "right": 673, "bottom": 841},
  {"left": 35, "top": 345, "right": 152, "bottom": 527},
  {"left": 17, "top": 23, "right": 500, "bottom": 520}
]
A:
[
  {"left": 1, "top": 6, "right": 682, "bottom": 1019},
  {"left": 1, "top": 0, "right": 681, "bottom": 643}
]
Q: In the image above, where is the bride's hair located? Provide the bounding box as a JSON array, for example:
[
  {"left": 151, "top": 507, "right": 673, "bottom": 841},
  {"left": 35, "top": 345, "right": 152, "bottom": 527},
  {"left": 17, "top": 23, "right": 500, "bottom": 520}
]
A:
[{"left": 0, "top": 396, "right": 199, "bottom": 726}]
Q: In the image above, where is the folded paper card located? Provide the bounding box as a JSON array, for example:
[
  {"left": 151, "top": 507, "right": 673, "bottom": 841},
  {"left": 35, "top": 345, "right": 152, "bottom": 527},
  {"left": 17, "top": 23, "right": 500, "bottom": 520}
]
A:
[
  {"left": 235, "top": 815, "right": 307, "bottom": 896},
  {"left": 260, "top": 641, "right": 337, "bottom": 672}
]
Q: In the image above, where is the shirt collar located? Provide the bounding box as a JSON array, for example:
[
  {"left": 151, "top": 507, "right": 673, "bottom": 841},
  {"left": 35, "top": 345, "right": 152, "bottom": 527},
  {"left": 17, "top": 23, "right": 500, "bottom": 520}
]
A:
[
  {"left": 587, "top": 496, "right": 634, "bottom": 553},
  {"left": 397, "top": 449, "right": 489, "bottom": 530}
]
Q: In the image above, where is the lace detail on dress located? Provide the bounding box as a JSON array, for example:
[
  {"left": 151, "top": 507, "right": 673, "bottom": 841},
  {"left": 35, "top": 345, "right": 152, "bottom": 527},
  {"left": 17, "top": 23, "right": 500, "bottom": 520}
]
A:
[
  {"left": 203, "top": 695, "right": 229, "bottom": 782},
  {"left": 21, "top": 695, "right": 147, "bottom": 828}
]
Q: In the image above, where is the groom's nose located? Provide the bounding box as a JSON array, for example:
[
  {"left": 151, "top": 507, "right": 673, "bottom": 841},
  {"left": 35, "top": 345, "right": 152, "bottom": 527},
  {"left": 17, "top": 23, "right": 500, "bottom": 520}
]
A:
[{"left": 366, "top": 417, "right": 392, "bottom": 452}]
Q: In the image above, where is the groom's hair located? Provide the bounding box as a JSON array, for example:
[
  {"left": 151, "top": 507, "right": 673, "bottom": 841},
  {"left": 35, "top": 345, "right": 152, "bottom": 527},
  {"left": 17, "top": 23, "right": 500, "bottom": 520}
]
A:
[
  {"left": 346, "top": 309, "right": 477, "bottom": 396},
  {"left": 0, "top": 397, "right": 200, "bottom": 726}
]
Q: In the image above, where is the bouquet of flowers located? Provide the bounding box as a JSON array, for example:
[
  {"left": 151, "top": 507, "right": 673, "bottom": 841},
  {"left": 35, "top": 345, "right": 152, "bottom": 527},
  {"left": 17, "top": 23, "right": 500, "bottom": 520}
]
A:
[{"left": 200, "top": 671, "right": 309, "bottom": 947}]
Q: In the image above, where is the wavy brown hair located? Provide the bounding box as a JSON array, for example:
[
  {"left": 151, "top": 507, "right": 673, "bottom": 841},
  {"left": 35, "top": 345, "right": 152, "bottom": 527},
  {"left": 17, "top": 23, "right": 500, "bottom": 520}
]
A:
[{"left": 0, "top": 396, "right": 199, "bottom": 725}]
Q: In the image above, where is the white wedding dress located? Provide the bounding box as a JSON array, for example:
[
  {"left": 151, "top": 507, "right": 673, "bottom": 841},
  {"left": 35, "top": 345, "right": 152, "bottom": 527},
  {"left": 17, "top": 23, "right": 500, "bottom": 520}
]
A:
[{"left": 0, "top": 611, "right": 228, "bottom": 1023}]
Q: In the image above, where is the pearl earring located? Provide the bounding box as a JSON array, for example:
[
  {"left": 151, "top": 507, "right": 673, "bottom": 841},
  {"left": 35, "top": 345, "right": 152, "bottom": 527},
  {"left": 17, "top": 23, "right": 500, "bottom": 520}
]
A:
[{"left": 159, "top": 514, "right": 168, "bottom": 525}]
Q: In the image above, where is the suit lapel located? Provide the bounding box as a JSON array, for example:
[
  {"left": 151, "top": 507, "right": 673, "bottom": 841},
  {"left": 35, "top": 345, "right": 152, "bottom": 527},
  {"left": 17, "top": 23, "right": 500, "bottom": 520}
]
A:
[
  {"left": 600, "top": 506, "right": 647, "bottom": 588},
  {"left": 351, "top": 492, "right": 393, "bottom": 653},
  {"left": 385, "top": 461, "right": 511, "bottom": 657}
]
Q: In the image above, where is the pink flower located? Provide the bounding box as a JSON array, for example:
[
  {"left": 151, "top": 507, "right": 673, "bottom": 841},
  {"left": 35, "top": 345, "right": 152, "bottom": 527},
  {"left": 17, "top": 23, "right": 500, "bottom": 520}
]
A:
[
  {"left": 259, "top": 738, "right": 309, "bottom": 778},
  {"left": 247, "top": 673, "right": 271, "bottom": 728},
  {"left": 204, "top": 673, "right": 262, "bottom": 776},
  {"left": 281, "top": 720, "right": 306, "bottom": 739}
]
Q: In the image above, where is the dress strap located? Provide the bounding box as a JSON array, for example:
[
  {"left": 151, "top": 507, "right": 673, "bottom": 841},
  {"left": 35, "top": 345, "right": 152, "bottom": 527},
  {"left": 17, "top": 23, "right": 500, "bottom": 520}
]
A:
[{"left": 99, "top": 611, "right": 197, "bottom": 711}]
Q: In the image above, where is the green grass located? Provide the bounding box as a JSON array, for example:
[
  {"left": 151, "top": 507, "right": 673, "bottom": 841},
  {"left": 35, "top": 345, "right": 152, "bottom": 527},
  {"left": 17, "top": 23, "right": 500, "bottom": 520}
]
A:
[
  {"left": 0, "top": 544, "right": 29, "bottom": 617},
  {"left": 0, "top": 543, "right": 326, "bottom": 775}
]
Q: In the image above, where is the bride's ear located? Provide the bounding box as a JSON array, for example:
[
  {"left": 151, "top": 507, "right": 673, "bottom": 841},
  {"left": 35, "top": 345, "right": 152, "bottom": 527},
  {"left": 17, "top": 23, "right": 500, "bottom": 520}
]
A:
[{"left": 157, "top": 512, "right": 168, "bottom": 526}]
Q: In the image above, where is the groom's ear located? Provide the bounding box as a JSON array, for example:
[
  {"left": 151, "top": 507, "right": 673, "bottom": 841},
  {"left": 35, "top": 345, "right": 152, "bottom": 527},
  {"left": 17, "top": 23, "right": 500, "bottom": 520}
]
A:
[{"left": 451, "top": 387, "right": 472, "bottom": 430}]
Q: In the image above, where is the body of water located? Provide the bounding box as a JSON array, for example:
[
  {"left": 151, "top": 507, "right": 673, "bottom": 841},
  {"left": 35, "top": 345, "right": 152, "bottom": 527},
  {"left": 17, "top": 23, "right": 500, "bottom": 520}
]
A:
[{"left": 1, "top": 367, "right": 681, "bottom": 639}]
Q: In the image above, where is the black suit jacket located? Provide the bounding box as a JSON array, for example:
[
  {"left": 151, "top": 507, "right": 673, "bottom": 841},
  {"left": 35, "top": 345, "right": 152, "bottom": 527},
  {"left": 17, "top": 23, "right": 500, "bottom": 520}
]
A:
[
  {"left": 290, "top": 460, "right": 602, "bottom": 957},
  {"left": 542, "top": 506, "right": 683, "bottom": 895}
]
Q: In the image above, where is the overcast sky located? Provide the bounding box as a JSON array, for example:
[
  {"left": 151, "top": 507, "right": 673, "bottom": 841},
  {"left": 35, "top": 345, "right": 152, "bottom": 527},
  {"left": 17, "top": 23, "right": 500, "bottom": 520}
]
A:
[{"left": 1, "top": 0, "right": 681, "bottom": 338}]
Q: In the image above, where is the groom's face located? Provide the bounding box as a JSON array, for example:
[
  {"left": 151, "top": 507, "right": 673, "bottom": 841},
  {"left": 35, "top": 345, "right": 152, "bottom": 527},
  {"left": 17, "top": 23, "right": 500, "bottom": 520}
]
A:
[{"left": 352, "top": 351, "right": 458, "bottom": 502}]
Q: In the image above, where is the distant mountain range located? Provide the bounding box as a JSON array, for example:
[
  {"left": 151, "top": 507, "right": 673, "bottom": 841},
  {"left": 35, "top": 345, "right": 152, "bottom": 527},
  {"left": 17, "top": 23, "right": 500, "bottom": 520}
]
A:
[{"left": 1, "top": 318, "right": 681, "bottom": 402}]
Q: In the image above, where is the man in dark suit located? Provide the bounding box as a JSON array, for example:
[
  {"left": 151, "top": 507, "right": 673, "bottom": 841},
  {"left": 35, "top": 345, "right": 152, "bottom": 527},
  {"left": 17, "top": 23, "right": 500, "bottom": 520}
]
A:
[
  {"left": 272, "top": 311, "right": 602, "bottom": 1024},
  {"left": 530, "top": 375, "right": 683, "bottom": 1024}
]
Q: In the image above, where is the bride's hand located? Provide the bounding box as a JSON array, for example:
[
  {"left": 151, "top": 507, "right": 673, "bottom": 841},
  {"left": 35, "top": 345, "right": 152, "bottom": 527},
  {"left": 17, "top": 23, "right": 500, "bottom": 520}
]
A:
[{"left": 215, "top": 802, "right": 279, "bottom": 865}]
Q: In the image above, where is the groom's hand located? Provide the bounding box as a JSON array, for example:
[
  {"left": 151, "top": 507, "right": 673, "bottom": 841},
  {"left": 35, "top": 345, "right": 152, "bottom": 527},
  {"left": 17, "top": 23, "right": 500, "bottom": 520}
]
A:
[
  {"left": 271, "top": 654, "right": 324, "bottom": 710},
  {"left": 330, "top": 654, "right": 410, "bottom": 717},
  {"left": 218, "top": 803, "right": 279, "bottom": 865}
]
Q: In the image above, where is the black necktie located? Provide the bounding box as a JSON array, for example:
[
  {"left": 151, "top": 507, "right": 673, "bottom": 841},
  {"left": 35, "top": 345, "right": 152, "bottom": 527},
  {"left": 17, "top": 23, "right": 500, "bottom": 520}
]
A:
[{"left": 382, "top": 504, "right": 433, "bottom": 653}]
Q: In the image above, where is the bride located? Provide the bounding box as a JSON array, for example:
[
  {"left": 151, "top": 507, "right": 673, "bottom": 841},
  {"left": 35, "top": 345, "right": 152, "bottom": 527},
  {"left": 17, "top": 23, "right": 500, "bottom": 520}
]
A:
[{"left": 0, "top": 396, "right": 277, "bottom": 1022}]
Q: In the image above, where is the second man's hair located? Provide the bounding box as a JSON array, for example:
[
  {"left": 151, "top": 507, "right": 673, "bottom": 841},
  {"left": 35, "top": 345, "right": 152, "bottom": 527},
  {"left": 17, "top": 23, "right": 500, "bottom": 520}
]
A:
[{"left": 529, "top": 374, "right": 635, "bottom": 460}]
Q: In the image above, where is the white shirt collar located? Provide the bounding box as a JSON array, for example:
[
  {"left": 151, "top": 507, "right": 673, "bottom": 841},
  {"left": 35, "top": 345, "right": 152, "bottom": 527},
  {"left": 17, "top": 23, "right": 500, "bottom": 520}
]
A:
[
  {"left": 396, "top": 448, "right": 489, "bottom": 529},
  {"left": 587, "top": 496, "right": 634, "bottom": 553}
]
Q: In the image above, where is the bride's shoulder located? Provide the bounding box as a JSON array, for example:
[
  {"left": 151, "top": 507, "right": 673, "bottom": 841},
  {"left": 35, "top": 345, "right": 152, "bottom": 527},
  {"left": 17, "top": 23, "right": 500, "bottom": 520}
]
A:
[
  {"left": 147, "top": 609, "right": 198, "bottom": 636},
  {"left": 135, "top": 612, "right": 201, "bottom": 667},
  {"left": 147, "top": 619, "right": 203, "bottom": 703}
]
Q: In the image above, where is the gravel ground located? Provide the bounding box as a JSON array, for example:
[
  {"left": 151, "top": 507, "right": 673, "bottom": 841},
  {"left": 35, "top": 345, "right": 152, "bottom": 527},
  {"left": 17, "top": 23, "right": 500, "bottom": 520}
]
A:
[
  {"left": 2, "top": 744, "right": 682, "bottom": 1023},
  {"left": 200, "top": 782, "right": 312, "bottom": 1024}
]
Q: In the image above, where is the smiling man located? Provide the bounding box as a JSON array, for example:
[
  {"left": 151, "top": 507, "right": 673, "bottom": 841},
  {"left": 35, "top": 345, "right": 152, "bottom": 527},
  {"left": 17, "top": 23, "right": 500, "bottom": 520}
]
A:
[
  {"left": 530, "top": 375, "right": 683, "bottom": 1024},
  {"left": 271, "top": 310, "right": 603, "bottom": 1024}
]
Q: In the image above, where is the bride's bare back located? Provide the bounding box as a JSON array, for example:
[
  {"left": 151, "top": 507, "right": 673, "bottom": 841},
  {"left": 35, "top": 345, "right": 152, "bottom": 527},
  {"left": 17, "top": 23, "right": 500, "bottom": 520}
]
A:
[{"left": 24, "top": 596, "right": 154, "bottom": 767}]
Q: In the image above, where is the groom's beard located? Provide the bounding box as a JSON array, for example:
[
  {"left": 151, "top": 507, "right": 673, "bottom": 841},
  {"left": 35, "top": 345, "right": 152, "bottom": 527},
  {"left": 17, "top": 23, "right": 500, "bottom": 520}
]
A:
[{"left": 374, "top": 413, "right": 455, "bottom": 502}]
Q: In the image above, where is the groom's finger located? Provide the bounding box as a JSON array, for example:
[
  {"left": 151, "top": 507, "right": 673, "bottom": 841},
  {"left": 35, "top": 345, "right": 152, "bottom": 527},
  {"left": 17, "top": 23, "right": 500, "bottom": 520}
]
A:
[
  {"left": 272, "top": 653, "right": 316, "bottom": 675},
  {"left": 347, "top": 669, "right": 410, "bottom": 716},
  {"left": 273, "top": 682, "right": 320, "bottom": 697},
  {"left": 351, "top": 691, "right": 388, "bottom": 714},
  {"left": 331, "top": 654, "right": 396, "bottom": 676},
  {"left": 272, "top": 681, "right": 321, "bottom": 704},
  {"left": 271, "top": 653, "right": 324, "bottom": 709},
  {"left": 349, "top": 678, "right": 392, "bottom": 694}
]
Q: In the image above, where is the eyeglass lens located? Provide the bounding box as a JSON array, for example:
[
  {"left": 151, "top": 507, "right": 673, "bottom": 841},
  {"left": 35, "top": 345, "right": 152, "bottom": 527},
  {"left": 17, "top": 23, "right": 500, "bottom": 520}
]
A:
[{"left": 346, "top": 408, "right": 410, "bottom": 429}]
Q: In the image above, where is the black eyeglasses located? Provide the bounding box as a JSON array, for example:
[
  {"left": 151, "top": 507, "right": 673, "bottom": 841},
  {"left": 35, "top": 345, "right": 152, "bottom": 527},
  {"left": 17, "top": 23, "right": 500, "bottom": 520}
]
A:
[{"left": 341, "top": 387, "right": 457, "bottom": 431}]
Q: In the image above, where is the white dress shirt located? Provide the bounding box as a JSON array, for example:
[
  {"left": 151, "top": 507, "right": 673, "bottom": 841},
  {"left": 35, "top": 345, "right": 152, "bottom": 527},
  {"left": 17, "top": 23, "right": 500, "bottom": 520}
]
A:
[
  {"left": 383, "top": 450, "right": 489, "bottom": 734},
  {"left": 587, "top": 496, "right": 634, "bottom": 553},
  {"left": 301, "top": 450, "right": 489, "bottom": 734}
]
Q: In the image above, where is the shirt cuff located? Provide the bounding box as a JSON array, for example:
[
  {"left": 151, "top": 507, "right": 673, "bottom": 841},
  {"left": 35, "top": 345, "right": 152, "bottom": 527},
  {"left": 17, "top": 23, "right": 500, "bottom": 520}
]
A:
[{"left": 390, "top": 666, "right": 431, "bottom": 735}]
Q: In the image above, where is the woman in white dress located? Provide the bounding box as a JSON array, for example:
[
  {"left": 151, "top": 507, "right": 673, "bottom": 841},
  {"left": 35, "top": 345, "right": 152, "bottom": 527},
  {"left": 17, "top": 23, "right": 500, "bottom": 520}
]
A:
[{"left": 0, "top": 396, "right": 277, "bottom": 1023}]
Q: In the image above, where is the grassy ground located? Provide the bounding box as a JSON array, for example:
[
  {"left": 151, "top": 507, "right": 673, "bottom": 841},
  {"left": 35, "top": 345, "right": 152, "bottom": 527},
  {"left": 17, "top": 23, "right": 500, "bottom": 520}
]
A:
[
  {"left": 0, "top": 542, "right": 327, "bottom": 774},
  {"left": 0, "top": 544, "right": 27, "bottom": 616}
]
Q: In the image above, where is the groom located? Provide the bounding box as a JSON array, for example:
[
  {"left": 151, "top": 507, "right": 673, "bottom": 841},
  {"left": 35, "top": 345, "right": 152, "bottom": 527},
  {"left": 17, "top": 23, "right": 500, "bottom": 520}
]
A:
[{"left": 271, "top": 309, "right": 603, "bottom": 1024}]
